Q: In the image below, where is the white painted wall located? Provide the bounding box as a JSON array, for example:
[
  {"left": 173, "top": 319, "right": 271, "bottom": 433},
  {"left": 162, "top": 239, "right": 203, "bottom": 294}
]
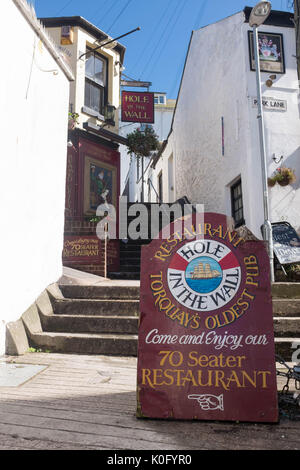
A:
[
  {"left": 162, "top": 10, "right": 300, "bottom": 238},
  {"left": 0, "top": 0, "right": 71, "bottom": 354}
]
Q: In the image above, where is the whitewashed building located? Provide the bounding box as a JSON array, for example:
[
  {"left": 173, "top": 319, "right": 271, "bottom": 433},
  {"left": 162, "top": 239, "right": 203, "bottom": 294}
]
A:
[
  {"left": 120, "top": 93, "right": 176, "bottom": 202},
  {"left": 0, "top": 0, "right": 74, "bottom": 354},
  {"left": 158, "top": 7, "right": 300, "bottom": 238}
]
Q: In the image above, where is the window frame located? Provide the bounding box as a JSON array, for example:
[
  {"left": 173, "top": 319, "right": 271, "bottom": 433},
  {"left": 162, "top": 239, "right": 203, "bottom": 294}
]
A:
[
  {"left": 84, "top": 48, "right": 108, "bottom": 117},
  {"left": 231, "top": 178, "right": 245, "bottom": 228}
]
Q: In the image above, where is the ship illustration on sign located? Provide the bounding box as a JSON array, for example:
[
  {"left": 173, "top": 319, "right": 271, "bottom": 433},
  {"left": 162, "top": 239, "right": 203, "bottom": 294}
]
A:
[{"left": 190, "top": 262, "right": 222, "bottom": 280}]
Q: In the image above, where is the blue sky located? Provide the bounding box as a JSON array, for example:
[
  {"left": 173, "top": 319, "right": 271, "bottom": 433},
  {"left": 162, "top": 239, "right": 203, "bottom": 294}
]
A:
[{"left": 33, "top": 0, "right": 293, "bottom": 99}]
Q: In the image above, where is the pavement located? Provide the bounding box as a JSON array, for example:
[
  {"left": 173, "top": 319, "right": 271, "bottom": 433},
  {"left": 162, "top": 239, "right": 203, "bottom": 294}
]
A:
[
  {"left": 1, "top": 269, "right": 299, "bottom": 452},
  {"left": 0, "top": 351, "right": 299, "bottom": 452}
]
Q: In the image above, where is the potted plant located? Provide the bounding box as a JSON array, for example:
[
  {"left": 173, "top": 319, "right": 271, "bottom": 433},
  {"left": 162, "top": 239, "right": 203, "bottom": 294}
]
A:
[
  {"left": 268, "top": 167, "right": 296, "bottom": 187},
  {"left": 68, "top": 112, "right": 79, "bottom": 130},
  {"left": 126, "top": 126, "right": 160, "bottom": 202}
]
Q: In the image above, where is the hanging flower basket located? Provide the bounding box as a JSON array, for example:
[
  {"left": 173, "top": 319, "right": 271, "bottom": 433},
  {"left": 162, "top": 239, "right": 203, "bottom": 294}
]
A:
[
  {"left": 126, "top": 127, "right": 160, "bottom": 158},
  {"left": 268, "top": 167, "right": 296, "bottom": 187}
]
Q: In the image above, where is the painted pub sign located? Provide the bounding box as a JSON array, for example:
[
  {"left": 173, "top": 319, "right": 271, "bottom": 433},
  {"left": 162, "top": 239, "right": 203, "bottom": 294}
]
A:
[
  {"left": 121, "top": 91, "right": 155, "bottom": 124},
  {"left": 137, "top": 213, "right": 278, "bottom": 423}
]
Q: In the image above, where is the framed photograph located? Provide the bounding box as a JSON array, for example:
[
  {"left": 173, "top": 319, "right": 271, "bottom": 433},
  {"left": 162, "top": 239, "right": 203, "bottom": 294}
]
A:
[
  {"left": 83, "top": 156, "right": 117, "bottom": 215},
  {"left": 248, "top": 31, "right": 285, "bottom": 74}
]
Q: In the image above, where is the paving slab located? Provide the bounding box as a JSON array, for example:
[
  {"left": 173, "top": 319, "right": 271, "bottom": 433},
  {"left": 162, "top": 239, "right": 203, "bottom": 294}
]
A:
[{"left": 0, "top": 352, "right": 299, "bottom": 451}]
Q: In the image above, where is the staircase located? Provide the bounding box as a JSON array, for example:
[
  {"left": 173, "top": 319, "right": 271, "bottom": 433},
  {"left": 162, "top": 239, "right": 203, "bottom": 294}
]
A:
[
  {"left": 109, "top": 202, "right": 178, "bottom": 280},
  {"left": 109, "top": 238, "right": 150, "bottom": 280},
  {"left": 22, "top": 280, "right": 300, "bottom": 360},
  {"left": 272, "top": 282, "right": 300, "bottom": 361},
  {"left": 23, "top": 283, "right": 139, "bottom": 356}
]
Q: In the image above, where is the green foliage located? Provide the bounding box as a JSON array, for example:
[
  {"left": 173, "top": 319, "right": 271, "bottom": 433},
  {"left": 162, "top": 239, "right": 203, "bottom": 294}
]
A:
[
  {"left": 28, "top": 347, "right": 51, "bottom": 353},
  {"left": 68, "top": 112, "right": 79, "bottom": 123},
  {"left": 126, "top": 127, "right": 160, "bottom": 158}
]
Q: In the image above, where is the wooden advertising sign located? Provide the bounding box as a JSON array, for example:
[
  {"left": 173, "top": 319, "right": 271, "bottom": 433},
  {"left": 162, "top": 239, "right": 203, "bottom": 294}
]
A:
[
  {"left": 121, "top": 91, "right": 155, "bottom": 123},
  {"left": 62, "top": 236, "right": 101, "bottom": 263},
  {"left": 137, "top": 213, "right": 278, "bottom": 423},
  {"left": 272, "top": 222, "right": 300, "bottom": 265}
]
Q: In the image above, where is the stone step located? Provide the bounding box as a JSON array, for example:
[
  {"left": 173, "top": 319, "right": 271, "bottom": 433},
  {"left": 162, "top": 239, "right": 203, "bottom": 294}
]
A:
[
  {"left": 28, "top": 331, "right": 138, "bottom": 356},
  {"left": 117, "top": 264, "right": 141, "bottom": 272},
  {"left": 272, "top": 283, "right": 300, "bottom": 299},
  {"left": 40, "top": 311, "right": 139, "bottom": 334},
  {"left": 120, "top": 257, "right": 141, "bottom": 265},
  {"left": 108, "top": 272, "right": 140, "bottom": 280},
  {"left": 273, "top": 317, "right": 300, "bottom": 337},
  {"left": 120, "top": 239, "right": 151, "bottom": 247},
  {"left": 274, "top": 337, "right": 300, "bottom": 361},
  {"left": 120, "top": 246, "right": 142, "bottom": 253},
  {"left": 60, "top": 285, "right": 140, "bottom": 300},
  {"left": 272, "top": 299, "right": 300, "bottom": 316},
  {"left": 53, "top": 299, "right": 139, "bottom": 316}
]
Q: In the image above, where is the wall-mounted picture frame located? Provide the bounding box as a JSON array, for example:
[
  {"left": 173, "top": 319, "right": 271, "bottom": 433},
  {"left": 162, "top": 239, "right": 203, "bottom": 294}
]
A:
[
  {"left": 83, "top": 155, "right": 117, "bottom": 216},
  {"left": 248, "top": 31, "right": 285, "bottom": 74}
]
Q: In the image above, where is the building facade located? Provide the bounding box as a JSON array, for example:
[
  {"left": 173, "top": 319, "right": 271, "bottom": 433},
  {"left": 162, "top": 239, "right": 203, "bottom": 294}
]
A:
[
  {"left": 41, "top": 16, "right": 128, "bottom": 276},
  {"left": 157, "top": 8, "right": 300, "bottom": 239},
  {"left": 120, "top": 93, "right": 176, "bottom": 202},
  {"left": 0, "top": 0, "right": 74, "bottom": 354}
]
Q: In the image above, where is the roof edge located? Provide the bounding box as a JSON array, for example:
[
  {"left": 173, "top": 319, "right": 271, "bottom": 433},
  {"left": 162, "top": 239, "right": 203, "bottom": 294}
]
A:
[
  {"left": 13, "top": 0, "right": 74, "bottom": 81},
  {"left": 39, "top": 16, "right": 126, "bottom": 64}
]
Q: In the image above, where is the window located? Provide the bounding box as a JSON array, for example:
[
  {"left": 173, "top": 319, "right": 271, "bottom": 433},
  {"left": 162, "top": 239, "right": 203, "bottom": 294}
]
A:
[
  {"left": 231, "top": 179, "right": 244, "bottom": 228},
  {"left": 154, "top": 94, "right": 166, "bottom": 105},
  {"left": 140, "top": 123, "right": 153, "bottom": 132},
  {"left": 84, "top": 49, "right": 107, "bottom": 115}
]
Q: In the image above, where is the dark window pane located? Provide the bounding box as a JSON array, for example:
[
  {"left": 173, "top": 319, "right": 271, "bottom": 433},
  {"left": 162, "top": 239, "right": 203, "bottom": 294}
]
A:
[{"left": 231, "top": 179, "right": 244, "bottom": 227}]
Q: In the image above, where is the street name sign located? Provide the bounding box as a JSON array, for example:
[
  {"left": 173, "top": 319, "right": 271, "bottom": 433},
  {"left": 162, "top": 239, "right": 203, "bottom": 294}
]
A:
[
  {"left": 252, "top": 96, "right": 287, "bottom": 112},
  {"left": 137, "top": 213, "right": 278, "bottom": 423}
]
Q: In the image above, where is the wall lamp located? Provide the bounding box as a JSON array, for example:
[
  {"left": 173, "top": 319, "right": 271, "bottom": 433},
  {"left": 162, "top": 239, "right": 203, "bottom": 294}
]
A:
[{"left": 102, "top": 104, "right": 116, "bottom": 127}]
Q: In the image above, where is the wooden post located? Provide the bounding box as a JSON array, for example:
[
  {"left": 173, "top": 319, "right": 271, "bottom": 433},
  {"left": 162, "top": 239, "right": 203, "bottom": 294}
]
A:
[{"left": 104, "top": 222, "right": 108, "bottom": 278}]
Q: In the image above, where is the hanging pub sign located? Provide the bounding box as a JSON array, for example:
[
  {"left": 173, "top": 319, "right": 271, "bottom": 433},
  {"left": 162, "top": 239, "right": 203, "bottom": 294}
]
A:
[
  {"left": 137, "top": 212, "right": 278, "bottom": 423},
  {"left": 248, "top": 31, "right": 285, "bottom": 74},
  {"left": 272, "top": 222, "right": 300, "bottom": 265},
  {"left": 121, "top": 91, "right": 155, "bottom": 124}
]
